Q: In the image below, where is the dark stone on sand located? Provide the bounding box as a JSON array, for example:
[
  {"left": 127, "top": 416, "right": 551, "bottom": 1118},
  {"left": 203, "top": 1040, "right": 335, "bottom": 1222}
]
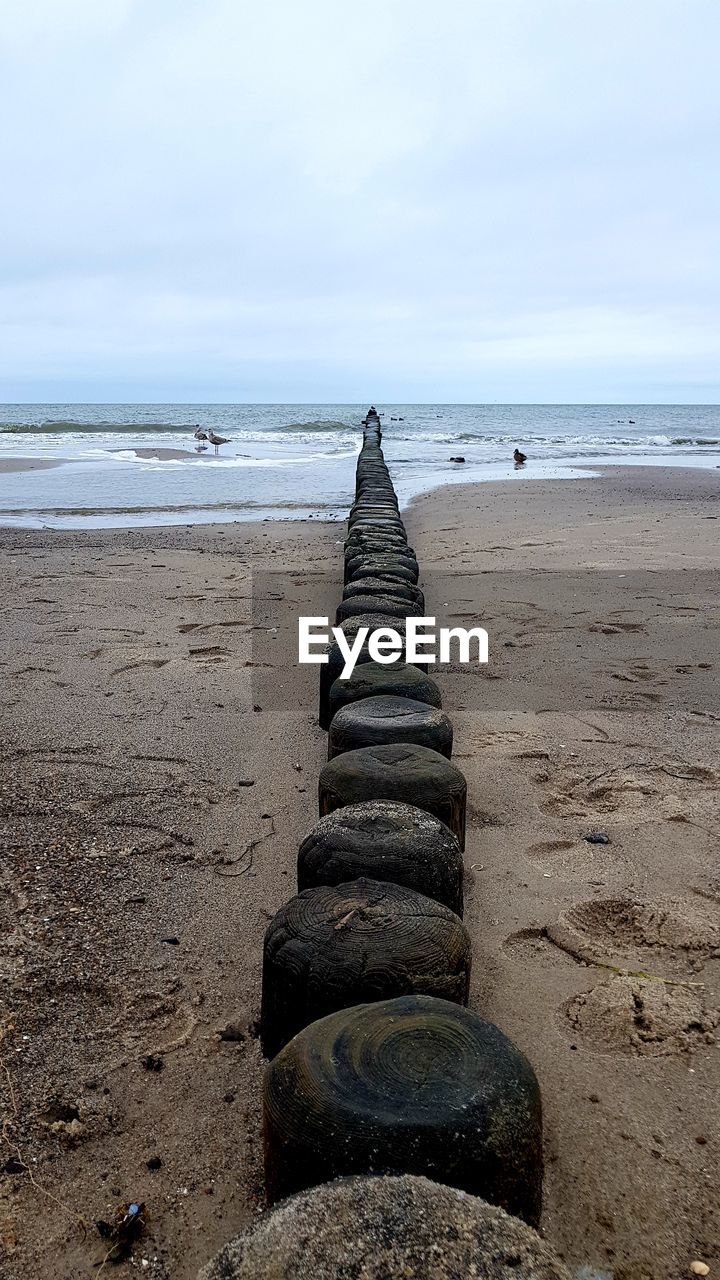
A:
[
  {"left": 262, "top": 995, "right": 543, "bottom": 1224},
  {"left": 260, "top": 878, "right": 470, "bottom": 1057},
  {"left": 345, "top": 553, "right": 418, "bottom": 585},
  {"left": 342, "top": 577, "right": 424, "bottom": 609},
  {"left": 297, "top": 799, "right": 463, "bottom": 914},
  {"left": 335, "top": 594, "right": 416, "bottom": 624},
  {"left": 328, "top": 660, "right": 441, "bottom": 721},
  {"left": 197, "top": 1174, "right": 569, "bottom": 1280},
  {"left": 319, "top": 743, "right": 467, "bottom": 849},
  {"left": 328, "top": 694, "right": 453, "bottom": 760}
]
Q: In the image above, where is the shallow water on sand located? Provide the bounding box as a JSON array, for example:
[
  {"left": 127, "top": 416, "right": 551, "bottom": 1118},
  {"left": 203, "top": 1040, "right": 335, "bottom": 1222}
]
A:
[{"left": 1, "top": 402, "right": 719, "bottom": 527}]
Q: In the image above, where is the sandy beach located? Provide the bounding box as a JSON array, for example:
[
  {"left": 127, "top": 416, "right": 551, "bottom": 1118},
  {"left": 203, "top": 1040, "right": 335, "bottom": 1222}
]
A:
[{"left": 1, "top": 465, "right": 718, "bottom": 1279}]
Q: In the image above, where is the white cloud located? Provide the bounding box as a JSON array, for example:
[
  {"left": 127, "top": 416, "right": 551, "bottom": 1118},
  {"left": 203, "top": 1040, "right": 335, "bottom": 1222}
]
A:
[{"left": 1, "top": 0, "right": 719, "bottom": 399}]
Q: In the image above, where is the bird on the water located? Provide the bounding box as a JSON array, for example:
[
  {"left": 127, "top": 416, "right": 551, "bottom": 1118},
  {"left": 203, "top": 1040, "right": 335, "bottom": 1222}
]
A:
[
  {"left": 207, "top": 429, "right": 229, "bottom": 455},
  {"left": 193, "top": 427, "right": 208, "bottom": 441},
  {"left": 513, "top": 447, "right": 527, "bottom": 465}
]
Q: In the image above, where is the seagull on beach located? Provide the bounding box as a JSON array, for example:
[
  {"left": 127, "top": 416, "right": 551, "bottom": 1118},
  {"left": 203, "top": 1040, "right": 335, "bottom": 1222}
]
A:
[
  {"left": 193, "top": 427, "right": 208, "bottom": 441},
  {"left": 207, "top": 429, "right": 229, "bottom": 455}
]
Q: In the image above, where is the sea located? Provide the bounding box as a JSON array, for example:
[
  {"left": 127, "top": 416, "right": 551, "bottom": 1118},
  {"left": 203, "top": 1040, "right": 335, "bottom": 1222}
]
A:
[{"left": 1, "top": 403, "right": 719, "bottom": 529}]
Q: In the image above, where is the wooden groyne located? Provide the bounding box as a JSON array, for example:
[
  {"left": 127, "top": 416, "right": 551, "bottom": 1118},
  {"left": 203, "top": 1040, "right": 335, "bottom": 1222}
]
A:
[{"left": 199, "top": 408, "right": 564, "bottom": 1279}]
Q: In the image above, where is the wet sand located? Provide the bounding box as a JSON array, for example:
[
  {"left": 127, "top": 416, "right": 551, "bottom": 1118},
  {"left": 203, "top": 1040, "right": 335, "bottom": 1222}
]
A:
[
  {"left": 1, "top": 466, "right": 718, "bottom": 1278},
  {"left": 0, "top": 458, "right": 66, "bottom": 473}
]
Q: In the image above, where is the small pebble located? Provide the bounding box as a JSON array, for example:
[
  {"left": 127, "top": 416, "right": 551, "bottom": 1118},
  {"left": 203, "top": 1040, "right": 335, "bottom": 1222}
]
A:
[
  {"left": 146, "top": 1156, "right": 162, "bottom": 1170},
  {"left": 690, "top": 1264, "right": 709, "bottom": 1277},
  {"left": 584, "top": 832, "right": 610, "bottom": 845}
]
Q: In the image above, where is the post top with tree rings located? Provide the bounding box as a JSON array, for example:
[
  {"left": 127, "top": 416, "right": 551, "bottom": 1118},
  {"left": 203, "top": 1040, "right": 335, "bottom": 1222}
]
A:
[
  {"left": 344, "top": 558, "right": 419, "bottom": 584},
  {"left": 260, "top": 878, "right": 471, "bottom": 1058},
  {"left": 262, "top": 994, "right": 543, "bottom": 1225},
  {"left": 349, "top": 503, "right": 401, "bottom": 511},
  {"left": 334, "top": 612, "right": 411, "bottom": 638},
  {"left": 345, "top": 543, "right": 413, "bottom": 565},
  {"left": 335, "top": 594, "right": 417, "bottom": 625},
  {"left": 197, "top": 1174, "right": 571, "bottom": 1280},
  {"left": 346, "top": 558, "right": 419, "bottom": 586},
  {"left": 348, "top": 511, "right": 403, "bottom": 525},
  {"left": 348, "top": 507, "right": 404, "bottom": 521},
  {"left": 346, "top": 532, "right": 408, "bottom": 548},
  {"left": 319, "top": 743, "right": 467, "bottom": 849},
  {"left": 297, "top": 799, "right": 463, "bottom": 915},
  {"left": 343, "top": 578, "right": 424, "bottom": 608},
  {"left": 345, "top": 534, "right": 412, "bottom": 556},
  {"left": 328, "top": 695, "right": 453, "bottom": 761},
  {"left": 345, "top": 548, "right": 417, "bottom": 569},
  {"left": 328, "top": 660, "right": 441, "bottom": 722}
]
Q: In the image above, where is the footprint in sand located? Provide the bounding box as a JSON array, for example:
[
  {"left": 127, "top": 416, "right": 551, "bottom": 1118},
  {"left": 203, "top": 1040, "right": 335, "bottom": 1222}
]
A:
[
  {"left": 189, "top": 645, "right": 231, "bottom": 659},
  {"left": 111, "top": 658, "right": 170, "bottom": 676},
  {"left": 563, "top": 975, "right": 718, "bottom": 1057},
  {"left": 548, "top": 896, "right": 720, "bottom": 975},
  {"left": 590, "top": 621, "right": 648, "bottom": 635},
  {"left": 609, "top": 663, "right": 661, "bottom": 683},
  {"left": 525, "top": 839, "right": 575, "bottom": 857},
  {"left": 523, "top": 836, "right": 620, "bottom": 880}
]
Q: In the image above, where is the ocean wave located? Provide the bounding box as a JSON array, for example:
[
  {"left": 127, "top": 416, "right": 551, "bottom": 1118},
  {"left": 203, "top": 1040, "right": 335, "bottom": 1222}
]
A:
[
  {"left": 450, "top": 431, "right": 679, "bottom": 447},
  {"left": 670, "top": 436, "right": 720, "bottom": 445},
  {"left": 277, "top": 420, "right": 353, "bottom": 433},
  {"left": 0, "top": 421, "right": 204, "bottom": 434}
]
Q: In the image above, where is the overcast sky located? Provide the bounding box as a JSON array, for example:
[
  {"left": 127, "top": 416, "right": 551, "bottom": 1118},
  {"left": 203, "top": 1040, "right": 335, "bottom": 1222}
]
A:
[{"left": 1, "top": 0, "right": 719, "bottom": 402}]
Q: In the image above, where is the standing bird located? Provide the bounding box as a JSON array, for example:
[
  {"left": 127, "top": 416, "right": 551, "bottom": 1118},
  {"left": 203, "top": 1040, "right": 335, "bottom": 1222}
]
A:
[
  {"left": 207, "top": 429, "right": 229, "bottom": 455},
  {"left": 513, "top": 447, "right": 527, "bottom": 465},
  {"left": 194, "top": 427, "right": 208, "bottom": 441}
]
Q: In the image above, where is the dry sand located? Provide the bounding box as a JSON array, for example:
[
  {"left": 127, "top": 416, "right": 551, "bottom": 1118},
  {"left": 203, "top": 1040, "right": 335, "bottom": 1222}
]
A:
[{"left": 1, "top": 466, "right": 718, "bottom": 1279}]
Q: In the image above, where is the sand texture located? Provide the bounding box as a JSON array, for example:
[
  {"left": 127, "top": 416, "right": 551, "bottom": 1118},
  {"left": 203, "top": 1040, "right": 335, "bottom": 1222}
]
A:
[
  {"left": 0, "top": 466, "right": 718, "bottom": 1278},
  {"left": 198, "top": 1175, "right": 571, "bottom": 1280}
]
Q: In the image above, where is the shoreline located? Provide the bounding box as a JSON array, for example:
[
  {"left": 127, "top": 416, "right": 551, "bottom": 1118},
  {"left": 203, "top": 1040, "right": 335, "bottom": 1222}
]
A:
[{"left": 0, "top": 456, "right": 719, "bottom": 529}]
